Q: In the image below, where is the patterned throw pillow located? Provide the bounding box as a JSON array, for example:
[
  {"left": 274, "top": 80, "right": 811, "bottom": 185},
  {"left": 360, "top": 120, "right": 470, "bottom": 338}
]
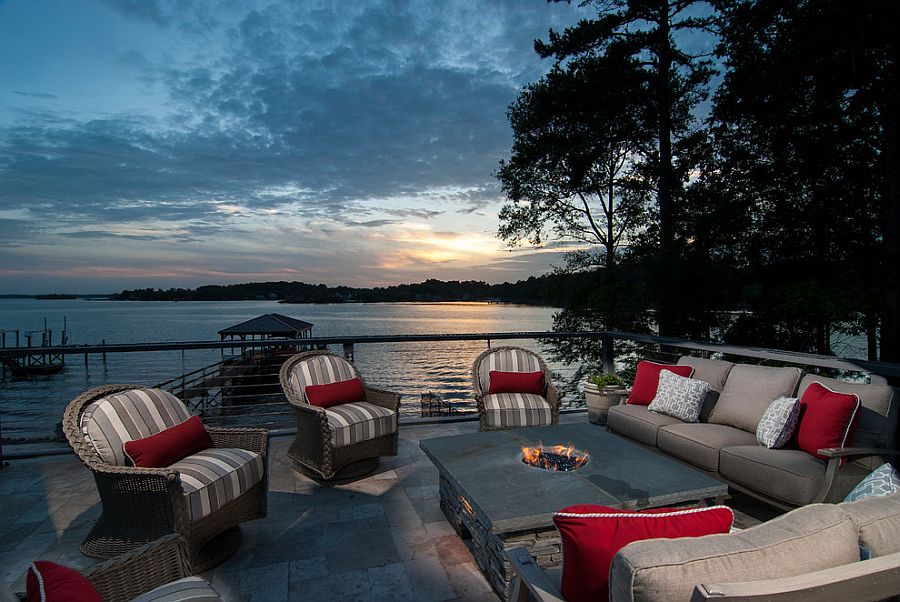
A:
[
  {"left": 647, "top": 370, "right": 711, "bottom": 423},
  {"left": 756, "top": 396, "right": 801, "bottom": 449},
  {"left": 844, "top": 463, "right": 900, "bottom": 502}
]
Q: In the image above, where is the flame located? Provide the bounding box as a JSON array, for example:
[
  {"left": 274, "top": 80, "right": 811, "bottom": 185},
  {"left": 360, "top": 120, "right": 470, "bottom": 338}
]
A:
[{"left": 521, "top": 442, "right": 589, "bottom": 471}]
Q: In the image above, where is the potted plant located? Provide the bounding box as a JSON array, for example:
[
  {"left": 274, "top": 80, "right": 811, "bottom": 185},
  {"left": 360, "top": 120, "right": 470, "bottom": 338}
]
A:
[{"left": 583, "top": 373, "right": 628, "bottom": 425}]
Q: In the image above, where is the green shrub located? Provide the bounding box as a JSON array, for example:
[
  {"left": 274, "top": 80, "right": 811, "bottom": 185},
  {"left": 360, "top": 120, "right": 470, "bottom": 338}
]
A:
[{"left": 588, "top": 373, "right": 624, "bottom": 388}]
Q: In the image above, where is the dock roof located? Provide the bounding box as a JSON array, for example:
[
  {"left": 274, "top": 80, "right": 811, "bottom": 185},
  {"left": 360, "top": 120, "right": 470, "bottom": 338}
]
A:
[{"left": 218, "top": 313, "right": 313, "bottom": 339}]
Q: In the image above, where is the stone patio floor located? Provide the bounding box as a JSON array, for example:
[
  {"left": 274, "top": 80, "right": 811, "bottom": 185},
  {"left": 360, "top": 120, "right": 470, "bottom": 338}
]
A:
[{"left": 0, "top": 413, "right": 780, "bottom": 601}]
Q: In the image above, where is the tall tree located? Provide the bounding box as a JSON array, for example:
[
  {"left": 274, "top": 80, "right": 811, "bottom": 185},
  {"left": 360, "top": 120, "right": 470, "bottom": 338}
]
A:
[{"left": 534, "top": 0, "right": 718, "bottom": 336}]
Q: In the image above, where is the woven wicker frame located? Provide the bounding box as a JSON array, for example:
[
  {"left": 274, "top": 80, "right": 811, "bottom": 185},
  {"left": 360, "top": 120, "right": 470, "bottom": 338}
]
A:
[
  {"left": 471, "top": 346, "right": 561, "bottom": 431},
  {"left": 279, "top": 350, "right": 400, "bottom": 480},
  {"left": 62, "top": 384, "right": 268, "bottom": 571}
]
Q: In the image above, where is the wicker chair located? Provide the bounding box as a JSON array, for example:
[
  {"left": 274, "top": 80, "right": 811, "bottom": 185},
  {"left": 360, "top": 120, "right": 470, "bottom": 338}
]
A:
[
  {"left": 279, "top": 350, "right": 400, "bottom": 480},
  {"left": 472, "top": 346, "right": 560, "bottom": 431},
  {"left": 62, "top": 385, "right": 268, "bottom": 572}
]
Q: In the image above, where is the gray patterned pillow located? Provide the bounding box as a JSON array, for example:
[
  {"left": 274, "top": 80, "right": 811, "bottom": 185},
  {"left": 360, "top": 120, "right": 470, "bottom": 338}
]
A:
[
  {"left": 756, "top": 396, "right": 800, "bottom": 449},
  {"left": 844, "top": 463, "right": 900, "bottom": 502},
  {"left": 647, "top": 370, "right": 710, "bottom": 423}
]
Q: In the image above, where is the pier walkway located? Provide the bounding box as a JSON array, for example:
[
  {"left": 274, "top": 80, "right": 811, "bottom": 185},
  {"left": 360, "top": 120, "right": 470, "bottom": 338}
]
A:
[{"left": 0, "top": 414, "right": 776, "bottom": 601}]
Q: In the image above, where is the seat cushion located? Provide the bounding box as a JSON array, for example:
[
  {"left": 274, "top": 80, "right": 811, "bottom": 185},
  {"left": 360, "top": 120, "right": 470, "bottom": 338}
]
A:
[
  {"left": 482, "top": 393, "right": 551, "bottom": 428},
  {"left": 130, "top": 576, "right": 222, "bottom": 602},
  {"left": 326, "top": 402, "right": 397, "bottom": 448},
  {"left": 476, "top": 348, "right": 543, "bottom": 394},
  {"left": 171, "top": 448, "right": 264, "bottom": 521},
  {"left": 709, "top": 365, "right": 803, "bottom": 433},
  {"left": 607, "top": 404, "right": 682, "bottom": 447},
  {"left": 676, "top": 356, "right": 734, "bottom": 392},
  {"left": 840, "top": 493, "right": 900, "bottom": 557},
  {"left": 609, "top": 503, "right": 860, "bottom": 602},
  {"left": 81, "top": 388, "right": 192, "bottom": 466},
  {"left": 658, "top": 424, "right": 757, "bottom": 472},
  {"left": 719, "top": 445, "right": 826, "bottom": 506},
  {"left": 287, "top": 353, "right": 358, "bottom": 403}
]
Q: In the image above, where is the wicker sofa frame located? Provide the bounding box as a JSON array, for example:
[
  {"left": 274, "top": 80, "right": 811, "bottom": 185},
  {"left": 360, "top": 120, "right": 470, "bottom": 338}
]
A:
[
  {"left": 279, "top": 350, "right": 400, "bottom": 480},
  {"left": 471, "top": 346, "right": 561, "bottom": 431},
  {"left": 62, "top": 384, "right": 268, "bottom": 572}
]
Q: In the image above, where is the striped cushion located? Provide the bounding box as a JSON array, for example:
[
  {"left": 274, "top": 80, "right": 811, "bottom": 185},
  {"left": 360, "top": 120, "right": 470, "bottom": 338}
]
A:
[
  {"left": 288, "top": 354, "right": 357, "bottom": 403},
  {"left": 130, "top": 576, "right": 222, "bottom": 602},
  {"left": 81, "top": 388, "right": 191, "bottom": 466},
  {"left": 326, "top": 402, "right": 397, "bottom": 448},
  {"left": 483, "top": 393, "right": 552, "bottom": 428},
  {"left": 477, "top": 348, "right": 543, "bottom": 394},
  {"left": 171, "top": 448, "right": 264, "bottom": 521}
]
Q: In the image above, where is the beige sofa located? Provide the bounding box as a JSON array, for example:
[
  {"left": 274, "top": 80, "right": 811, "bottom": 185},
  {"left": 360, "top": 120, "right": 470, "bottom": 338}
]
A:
[
  {"left": 508, "top": 493, "right": 900, "bottom": 602},
  {"left": 606, "top": 356, "right": 898, "bottom": 509}
]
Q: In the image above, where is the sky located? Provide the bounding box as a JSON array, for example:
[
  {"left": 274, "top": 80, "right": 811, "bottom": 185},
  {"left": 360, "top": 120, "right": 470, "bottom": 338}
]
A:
[{"left": 0, "top": 0, "right": 594, "bottom": 294}]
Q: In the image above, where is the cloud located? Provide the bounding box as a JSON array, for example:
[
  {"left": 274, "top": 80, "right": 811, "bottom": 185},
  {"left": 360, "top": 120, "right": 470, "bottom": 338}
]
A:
[{"left": 12, "top": 90, "right": 58, "bottom": 99}]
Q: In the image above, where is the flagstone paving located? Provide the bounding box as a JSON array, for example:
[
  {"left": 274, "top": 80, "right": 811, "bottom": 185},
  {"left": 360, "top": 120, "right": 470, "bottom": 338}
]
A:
[{"left": 0, "top": 414, "right": 778, "bottom": 600}]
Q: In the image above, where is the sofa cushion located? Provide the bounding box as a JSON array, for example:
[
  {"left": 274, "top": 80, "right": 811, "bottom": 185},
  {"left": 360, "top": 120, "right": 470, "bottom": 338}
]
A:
[
  {"left": 676, "top": 356, "right": 734, "bottom": 392},
  {"left": 482, "top": 393, "right": 552, "bottom": 428},
  {"left": 844, "top": 463, "right": 900, "bottom": 502},
  {"left": 756, "top": 397, "right": 801, "bottom": 449},
  {"left": 130, "top": 576, "right": 222, "bottom": 602},
  {"left": 607, "top": 404, "right": 682, "bottom": 447},
  {"left": 81, "top": 388, "right": 192, "bottom": 466},
  {"left": 657, "top": 424, "right": 757, "bottom": 472},
  {"left": 171, "top": 448, "right": 264, "bottom": 521},
  {"left": 709, "top": 365, "right": 803, "bottom": 433},
  {"left": 719, "top": 445, "right": 826, "bottom": 506},
  {"left": 796, "top": 382, "right": 861, "bottom": 461},
  {"left": 609, "top": 503, "right": 860, "bottom": 602},
  {"left": 326, "top": 402, "right": 397, "bottom": 447},
  {"left": 627, "top": 361, "right": 694, "bottom": 406},
  {"left": 648, "top": 370, "right": 710, "bottom": 423},
  {"left": 797, "top": 374, "right": 897, "bottom": 469},
  {"left": 26, "top": 561, "right": 102, "bottom": 602},
  {"left": 840, "top": 493, "right": 900, "bottom": 557}
]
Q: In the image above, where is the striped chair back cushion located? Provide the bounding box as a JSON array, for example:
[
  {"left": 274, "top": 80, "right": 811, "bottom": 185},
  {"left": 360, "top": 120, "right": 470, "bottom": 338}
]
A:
[
  {"left": 288, "top": 354, "right": 358, "bottom": 404},
  {"left": 80, "top": 388, "right": 192, "bottom": 466},
  {"left": 477, "top": 348, "right": 544, "bottom": 394}
]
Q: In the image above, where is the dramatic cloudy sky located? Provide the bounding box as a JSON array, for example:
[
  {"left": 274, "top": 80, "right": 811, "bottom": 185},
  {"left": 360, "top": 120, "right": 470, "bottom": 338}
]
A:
[{"left": 0, "top": 0, "right": 594, "bottom": 294}]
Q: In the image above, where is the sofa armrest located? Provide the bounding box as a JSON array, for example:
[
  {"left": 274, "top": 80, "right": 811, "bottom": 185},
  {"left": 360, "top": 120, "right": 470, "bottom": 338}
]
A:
[
  {"left": 690, "top": 551, "right": 900, "bottom": 602},
  {"left": 507, "top": 547, "right": 565, "bottom": 602},
  {"left": 818, "top": 447, "right": 899, "bottom": 459},
  {"left": 82, "top": 534, "right": 191, "bottom": 602}
]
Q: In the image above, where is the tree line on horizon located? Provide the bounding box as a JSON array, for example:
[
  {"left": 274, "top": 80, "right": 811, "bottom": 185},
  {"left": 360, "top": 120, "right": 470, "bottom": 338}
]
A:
[{"left": 498, "top": 0, "right": 899, "bottom": 366}]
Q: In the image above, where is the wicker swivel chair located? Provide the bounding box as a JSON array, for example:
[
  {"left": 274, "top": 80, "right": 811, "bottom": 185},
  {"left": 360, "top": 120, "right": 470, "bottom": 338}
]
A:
[
  {"left": 62, "top": 385, "right": 268, "bottom": 572},
  {"left": 279, "top": 350, "right": 400, "bottom": 480},
  {"left": 472, "top": 346, "right": 560, "bottom": 431}
]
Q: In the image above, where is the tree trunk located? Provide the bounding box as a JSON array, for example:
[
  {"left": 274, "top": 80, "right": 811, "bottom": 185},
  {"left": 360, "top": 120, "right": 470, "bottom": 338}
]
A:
[{"left": 656, "top": 1, "right": 676, "bottom": 337}]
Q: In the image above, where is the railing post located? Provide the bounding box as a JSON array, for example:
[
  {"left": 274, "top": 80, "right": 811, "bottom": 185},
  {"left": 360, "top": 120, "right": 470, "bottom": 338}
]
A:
[
  {"left": 601, "top": 333, "right": 615, "bottom": 375},
  {"left": 342, "top": 343, "right": 354, "bottom": 362}
]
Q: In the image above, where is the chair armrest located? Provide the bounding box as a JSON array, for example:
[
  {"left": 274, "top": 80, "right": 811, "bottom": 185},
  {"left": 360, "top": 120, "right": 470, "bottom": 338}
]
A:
[
  {"left": 691, "top": 551, "right": 900, "bottom": 601},
  {"left": 365, "top": 387, "right": 401, "bottom": 412},
  {"left": 818, "top": 447, "right": 899, "bottom": 459},
  {"left": 545, "top": 383, "right": 561, "bottom": 409},
  {"left": 207, "top": 426, "right": 269, "bottom": 455},
  {"left": 507, "top": 547, "right": 566, "bottom": 602},
  {"left": 82, "top": 534, "right": 191, "bottom": 602}
]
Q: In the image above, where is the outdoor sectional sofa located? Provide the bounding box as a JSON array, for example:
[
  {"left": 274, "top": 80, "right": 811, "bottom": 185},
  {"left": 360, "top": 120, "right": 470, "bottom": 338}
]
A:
[
  {"left": 508, "top": 492, "right": 900, "bottom": 601},
  {"left": 606, "top": 356, "right": 898, "bottom": 509}
]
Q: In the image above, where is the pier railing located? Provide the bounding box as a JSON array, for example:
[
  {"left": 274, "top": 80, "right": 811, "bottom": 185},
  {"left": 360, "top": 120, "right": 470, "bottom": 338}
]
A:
[{"left": 2, "top": 330, "right": 899, "bottom": 462}]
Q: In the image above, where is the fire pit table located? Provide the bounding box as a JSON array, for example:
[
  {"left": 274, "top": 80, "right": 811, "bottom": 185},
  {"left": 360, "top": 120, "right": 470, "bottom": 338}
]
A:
[{"left": 419, "top": 422, "right": 728, "bottom": 600}]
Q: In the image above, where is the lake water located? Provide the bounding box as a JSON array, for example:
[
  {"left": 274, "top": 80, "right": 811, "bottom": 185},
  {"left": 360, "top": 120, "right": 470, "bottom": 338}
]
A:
[{"left": 1, "top": 299, "right": 578, "bottom": 442}]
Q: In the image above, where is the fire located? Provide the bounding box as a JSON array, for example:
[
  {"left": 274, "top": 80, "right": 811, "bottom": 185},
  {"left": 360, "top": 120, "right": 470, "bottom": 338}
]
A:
[{"left": 521, "top": 442, "right": 589, "bottom": 471}]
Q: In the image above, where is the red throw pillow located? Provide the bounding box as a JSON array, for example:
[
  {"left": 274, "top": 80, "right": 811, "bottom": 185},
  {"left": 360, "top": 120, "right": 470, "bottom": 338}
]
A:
[
  {"left": 27, "top": 561, "right": 102, "bottom": 602},
  {"left": 796, "top": 381, "right": 861, "bottom": 461},
  {"left": 488, "top": 370, "right": 545, "bottom": 395},
  {"left": 305, "top": 377, "right": 365, "bottom": 408},
  {"left": 123, "top": 415, "right": 212, "bottom": 468},
  {"left": 554, "top": 504, "right": 734, "bottom": 602},
  {"left": 627, "top": 361, "right": 694, "bottom": 405}
]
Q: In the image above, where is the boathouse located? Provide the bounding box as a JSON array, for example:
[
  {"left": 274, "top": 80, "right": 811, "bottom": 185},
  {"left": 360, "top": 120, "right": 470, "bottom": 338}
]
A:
[{"left": 217, "top": 313, "right": 313, "bottom": 342}]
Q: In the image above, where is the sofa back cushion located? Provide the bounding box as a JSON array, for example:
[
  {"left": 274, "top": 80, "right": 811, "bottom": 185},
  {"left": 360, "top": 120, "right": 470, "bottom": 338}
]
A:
[
  {"left": 709, "top": 365, "right": 803, "bottom": 433},
  {"left": 797, "top": 374, "right": 897, "bottom": 469},
  {"left": 475, "top": 347, "right": 543, "bottom": 395},
  {"left": 287, "top": 353, "right": 358, "bottom": 404},
  {"left": 81, "top": 388, "right": 191, "bottom": 466},
  {"left": 677, "top": 356, "right": 734, "bottom": 422},
  {"left": 840, "top": 493, "right": 900, "bottom": 557},
  {"left": 608, "top": 503, "right": 860, "bottom": 602}
]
